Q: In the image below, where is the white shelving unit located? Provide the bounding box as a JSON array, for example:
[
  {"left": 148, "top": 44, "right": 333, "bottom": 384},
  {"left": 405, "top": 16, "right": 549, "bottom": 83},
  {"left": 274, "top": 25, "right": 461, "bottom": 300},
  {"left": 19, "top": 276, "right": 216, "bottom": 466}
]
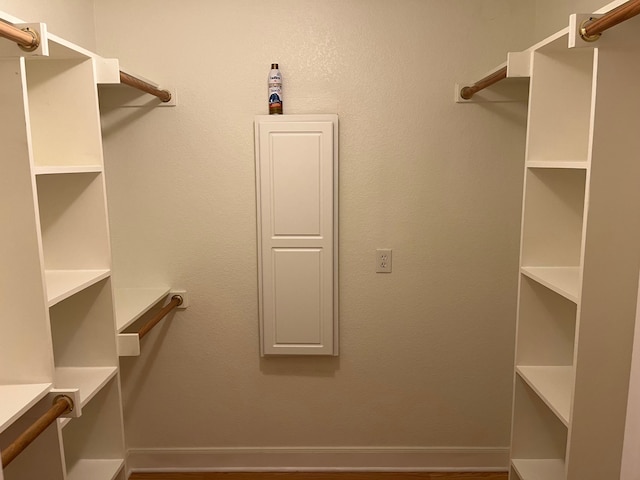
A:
[
  {"left": 508, "top": 5, "right": 640, "bottom": 479},
  {"left": 0, "top": 10, "right": 140, "bottom": 480},
  {"left": 0, "top": 7, "right": 178, "bottom": 479}
]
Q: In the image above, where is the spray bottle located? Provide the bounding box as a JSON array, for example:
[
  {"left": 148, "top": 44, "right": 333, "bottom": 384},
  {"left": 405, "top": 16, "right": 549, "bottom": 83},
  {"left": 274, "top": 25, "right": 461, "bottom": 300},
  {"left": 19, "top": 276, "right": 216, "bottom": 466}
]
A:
[{"left": 268, "top": 63, "right": 283, "bottom": 114}]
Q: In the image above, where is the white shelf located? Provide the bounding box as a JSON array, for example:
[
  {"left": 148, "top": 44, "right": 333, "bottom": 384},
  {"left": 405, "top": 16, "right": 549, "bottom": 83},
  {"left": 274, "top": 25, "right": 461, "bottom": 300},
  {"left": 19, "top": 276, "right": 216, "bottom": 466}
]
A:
[
  {"left": 0, "top": 383, "right": 51, "bottom": 433},
  {"left": 114, "top": 287, "right": 170, "bottom": 332},
  {"left": 54, "top": 367, "right": 117, "bottom": 408},
  {"left": 34, "top": 165, "right": 103, "bottom": 175},
  {"left": 526, "top": 161, "right": 588, "bottom": 170},
  {"left": 512, "top": 458, "right": 565, "bottom": 480},
  {"left": 66, "top": 459, "right": 124, "bottom": 480},
  {"left": 520, "top": 267, "right": 580, "bottom": 304},
  {"left": 516, "top": 366, "right": 573, "bottom": 426},
  {"left": 45, "top": 269, "right": 111, "bottom": 307}
]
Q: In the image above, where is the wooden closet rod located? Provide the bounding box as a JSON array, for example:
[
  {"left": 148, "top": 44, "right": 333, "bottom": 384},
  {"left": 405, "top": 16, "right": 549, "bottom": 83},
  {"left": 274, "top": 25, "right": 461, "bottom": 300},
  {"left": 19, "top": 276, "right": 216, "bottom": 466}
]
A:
[
  {"left": 1, "top": 395, "right": 73, "bottom": 468},
  {"left": 138, "top": 294, "right": 183, "bottom": 339},
  {"left": 581, "top": 0, "right": 640, "bottom": 41},
  {"left": 120, "top": 71, "right": 172, "bottom": 103},
  {"left": 0, "top": 21, "right": 39, "bottom": 51},
  {"left": 460, "top": 66, "right": 508, "bottom": 100}
]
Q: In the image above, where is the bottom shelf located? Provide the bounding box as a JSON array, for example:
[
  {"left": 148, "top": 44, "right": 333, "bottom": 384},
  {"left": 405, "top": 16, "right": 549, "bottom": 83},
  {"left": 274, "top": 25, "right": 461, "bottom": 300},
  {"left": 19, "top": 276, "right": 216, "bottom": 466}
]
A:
[
  {"left": 66, "top": 459, "right": 124, "bottom": 480},
  {"left": 62, "top": 375, "right": 125, "bottom": 479},
  {"left": 512, "top": 458, "right": 565, "bottom": 480}
]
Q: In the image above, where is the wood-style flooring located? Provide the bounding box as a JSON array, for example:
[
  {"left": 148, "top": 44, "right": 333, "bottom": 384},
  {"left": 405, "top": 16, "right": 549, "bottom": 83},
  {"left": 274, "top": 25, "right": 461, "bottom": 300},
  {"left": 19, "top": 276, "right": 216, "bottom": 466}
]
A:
[{"left": 129, "top": 473, "right": 508, "bottom": 480}]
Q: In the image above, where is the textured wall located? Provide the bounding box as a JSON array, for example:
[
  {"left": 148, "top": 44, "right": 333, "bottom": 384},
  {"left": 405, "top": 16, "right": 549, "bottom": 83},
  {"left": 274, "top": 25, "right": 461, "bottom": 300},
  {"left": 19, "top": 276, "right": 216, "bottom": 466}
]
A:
[
  {"left": 92, "top": 0, "right": 533, "bottom": 461},
  {"left": 93, "top": 0, "right": 532, "bottom": 462},
  {"left": 0, "top": 0, "right": 96, "bottom": 50}
]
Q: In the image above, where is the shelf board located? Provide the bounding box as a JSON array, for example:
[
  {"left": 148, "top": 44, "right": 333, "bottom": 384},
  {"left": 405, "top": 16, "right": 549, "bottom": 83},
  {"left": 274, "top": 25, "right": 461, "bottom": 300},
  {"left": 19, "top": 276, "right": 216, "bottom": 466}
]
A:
[
  {"left": 66, "top": 459, "right": 124, "bottom": 480},
  {"left": 54, "top": 367, "right": 117, "bottom": 408},
  {"left": 34, "top": 165, "right": 103, "bottom": 175},
  {"left": 0, "top": 383, "right": 52, "bottom": 433},
  {"left": 47, "top": 33, "right": 97, "bottom": 60},
  {"left": 520, "top": 267, "right": 580, "bottom": 304},
  {"left": 512, "top": 458, "right": 565, "bottom": 480},
  {"left": 114, "top": 287, "right": 171, "bottom": 332},
  {"left": 45, "top": 269, "right": 111, "bottom": 307},
  {"left": 516, "top": 366, "right": 573, "bottom": 426},
  {"left": 526, "top": 161, "right": 588, "bottom": 170}
]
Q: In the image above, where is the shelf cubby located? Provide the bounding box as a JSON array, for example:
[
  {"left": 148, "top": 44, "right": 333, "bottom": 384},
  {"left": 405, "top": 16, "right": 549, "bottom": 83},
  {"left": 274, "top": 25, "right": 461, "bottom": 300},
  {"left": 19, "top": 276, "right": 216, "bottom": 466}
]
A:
[
  {"left": 36, "top": 171, "right": 112, "bottom": 306},
  {"left": 526, "top": 47, "right": 595, "bottom": 165},
  {"left": 521, "top": 168, "right": 586, "bottom": 271},
  {"left": 25, "top": 58, "right": 103, "bottom": 168},
  {"left": 61, "top": 377, "right": 125, "bottom": 480},
  {"left": 516, "top": 275, "right": 577, "bottom": 366},
  {"left": 36, "top": 172, "right": 110, "bottom": 271},
  {"left": 49, "top": 279, "right": 118, "bottom": 407},
  {"left": 511, "top": 376, "right": 567, "bottom": 479}
]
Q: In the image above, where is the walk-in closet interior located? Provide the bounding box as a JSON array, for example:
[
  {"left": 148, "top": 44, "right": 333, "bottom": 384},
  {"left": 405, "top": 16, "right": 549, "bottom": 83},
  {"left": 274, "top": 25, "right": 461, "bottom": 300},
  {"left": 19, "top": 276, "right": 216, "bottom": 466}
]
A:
[{"left": 1, "top": 0, "right": 640, "bottom": 479}]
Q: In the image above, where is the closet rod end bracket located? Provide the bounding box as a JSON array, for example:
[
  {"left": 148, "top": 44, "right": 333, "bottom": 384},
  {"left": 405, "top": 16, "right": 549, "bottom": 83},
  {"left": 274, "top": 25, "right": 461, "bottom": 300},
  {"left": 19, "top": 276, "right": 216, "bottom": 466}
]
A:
[
  {"left": 579, "top": 18, "right": 602, "bottom": 42},
  {"left": 569, "top": 13, "right": 604, "bottom": 48},
  {"left": 17, "top": 27, "right": 40, "bottom": 52},
  {"left": 46, "top": 389, "right": 82, "bottom": 418},
  {"left": 168, "top": 290, "right": 189, "bottom": 309}
]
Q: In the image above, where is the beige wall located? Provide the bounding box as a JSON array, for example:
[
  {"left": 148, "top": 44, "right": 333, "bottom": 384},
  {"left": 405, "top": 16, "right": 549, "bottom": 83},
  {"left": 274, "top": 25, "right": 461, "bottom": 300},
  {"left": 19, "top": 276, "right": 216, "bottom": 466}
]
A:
[
  {"left": 0, "top": 0, "right": 96, "bottom": 50},
  {"left": 93, "top": 0, "right": 531, "bottom": 463}
]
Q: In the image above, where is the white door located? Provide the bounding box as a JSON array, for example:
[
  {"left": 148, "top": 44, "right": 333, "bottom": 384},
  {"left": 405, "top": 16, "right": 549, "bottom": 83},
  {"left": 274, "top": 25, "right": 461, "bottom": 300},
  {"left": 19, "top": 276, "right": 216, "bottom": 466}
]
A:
[{"left": 255, "top": 115, "right": 338, "bottom": 355}]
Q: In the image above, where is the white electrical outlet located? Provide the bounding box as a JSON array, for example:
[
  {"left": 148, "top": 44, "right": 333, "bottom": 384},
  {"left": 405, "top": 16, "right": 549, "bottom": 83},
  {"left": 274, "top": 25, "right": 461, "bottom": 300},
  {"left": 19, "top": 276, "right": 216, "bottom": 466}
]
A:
[{"left": 376, "top": 249, "right": 392, "bottom": 273}]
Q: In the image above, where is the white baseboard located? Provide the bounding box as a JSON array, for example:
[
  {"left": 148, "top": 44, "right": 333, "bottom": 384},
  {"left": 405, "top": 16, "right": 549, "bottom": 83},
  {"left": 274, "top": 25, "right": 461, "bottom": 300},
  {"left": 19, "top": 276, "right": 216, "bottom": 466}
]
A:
[{"left": 127, "top": 446, "right": 510, "bottom": 474}]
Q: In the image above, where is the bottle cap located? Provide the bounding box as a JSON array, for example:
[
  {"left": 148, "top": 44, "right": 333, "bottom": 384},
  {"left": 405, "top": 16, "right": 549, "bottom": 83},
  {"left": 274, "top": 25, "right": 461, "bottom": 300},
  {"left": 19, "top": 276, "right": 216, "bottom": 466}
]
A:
[{"left": 271, "top": 63, "right": 279, "bottom": 69}]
